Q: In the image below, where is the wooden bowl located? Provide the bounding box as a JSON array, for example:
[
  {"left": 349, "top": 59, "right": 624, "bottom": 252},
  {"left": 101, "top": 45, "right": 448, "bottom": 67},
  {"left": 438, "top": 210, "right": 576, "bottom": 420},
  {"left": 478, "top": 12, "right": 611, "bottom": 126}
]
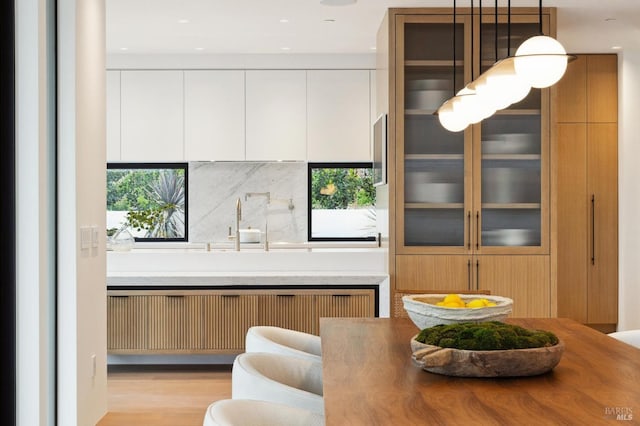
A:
[
  {"left": 410, "top": 335, "right": 565, "bottom": 377},
  {"left": 402, "top": 294, "right": 514, "bottom": 329}
]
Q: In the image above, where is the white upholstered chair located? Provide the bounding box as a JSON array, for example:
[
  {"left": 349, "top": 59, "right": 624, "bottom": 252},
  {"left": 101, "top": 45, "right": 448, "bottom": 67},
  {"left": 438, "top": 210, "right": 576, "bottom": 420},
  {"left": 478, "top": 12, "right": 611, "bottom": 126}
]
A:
[
  {"left": 608, "top": 330, "right": 640, "bottom": 349},
  {"left": 203, "top": 399, "right": 325, "bottom": 426},
  {"left": 245, "top": 326, "right": 322, "bottom": 362},
  {"left": 231, "top": 352, "right": 324, "bottom": 415}
]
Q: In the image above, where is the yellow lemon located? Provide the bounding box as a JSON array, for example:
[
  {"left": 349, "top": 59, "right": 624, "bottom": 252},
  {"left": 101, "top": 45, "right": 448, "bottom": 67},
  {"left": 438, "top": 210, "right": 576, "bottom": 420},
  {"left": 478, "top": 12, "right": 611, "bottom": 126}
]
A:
[
  {"left": 444, "top": 301, "right": 464, "bottom": 308},
  {"left": 465, "top": 299, "right": 486, "bottom": 308},
  {"left": 443, "top": 294, "right": 463, "bottom": 304},
  {"left": 485, "top": 302, "right": 497, "bottom": 307}
]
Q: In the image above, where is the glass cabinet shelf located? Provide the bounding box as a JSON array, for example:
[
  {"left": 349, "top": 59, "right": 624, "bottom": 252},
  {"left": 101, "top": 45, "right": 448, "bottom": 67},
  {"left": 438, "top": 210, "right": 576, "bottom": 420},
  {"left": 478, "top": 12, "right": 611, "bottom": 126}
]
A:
[
  {"left": 405, "top": 60, "right": 464, "bottom": 67},
  {"left": 406, "top": 154, "right": 464, "bottom": 160},
  {"left": 482, "top": 203, "right": 541, "bottom": 209},
  {"left": 482, "top": 154, "right": 541, "bottom": 160},
  {"left": 405, "top": 203, "right": 464, "bottom": 209}
]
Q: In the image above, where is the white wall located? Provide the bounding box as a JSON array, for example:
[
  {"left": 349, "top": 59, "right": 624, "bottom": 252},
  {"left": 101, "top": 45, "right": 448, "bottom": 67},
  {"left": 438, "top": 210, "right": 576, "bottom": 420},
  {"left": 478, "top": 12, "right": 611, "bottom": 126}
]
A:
[
  {"left": 16, "top": 0, "right": 56, "bottom": 424},
  {"left": 618, "top": 50, "right": 640, "bottom": 331},
  {"left": 58, "top": 0, "right": 108, "bottom": 424}
]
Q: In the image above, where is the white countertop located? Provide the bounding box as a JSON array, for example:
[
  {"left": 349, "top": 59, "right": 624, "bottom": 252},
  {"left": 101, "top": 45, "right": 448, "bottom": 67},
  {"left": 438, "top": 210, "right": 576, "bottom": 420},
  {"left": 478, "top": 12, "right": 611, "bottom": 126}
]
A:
[{"left": 107, "top": 245, "right": 390, "bottom": 317}]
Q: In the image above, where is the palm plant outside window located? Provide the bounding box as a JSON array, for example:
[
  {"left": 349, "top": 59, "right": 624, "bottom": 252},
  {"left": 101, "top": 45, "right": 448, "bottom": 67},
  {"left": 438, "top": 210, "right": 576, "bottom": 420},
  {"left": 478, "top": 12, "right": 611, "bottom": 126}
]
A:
[{"left": 107, "top": 163, "right": 188, "bottom": 241}]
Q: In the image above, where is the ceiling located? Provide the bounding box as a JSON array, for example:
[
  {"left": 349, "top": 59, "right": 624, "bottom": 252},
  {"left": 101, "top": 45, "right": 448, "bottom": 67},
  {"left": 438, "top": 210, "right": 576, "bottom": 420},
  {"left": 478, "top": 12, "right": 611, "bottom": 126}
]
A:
[{"left": 106, "top": 0, "right": 640, "bottom": 55}]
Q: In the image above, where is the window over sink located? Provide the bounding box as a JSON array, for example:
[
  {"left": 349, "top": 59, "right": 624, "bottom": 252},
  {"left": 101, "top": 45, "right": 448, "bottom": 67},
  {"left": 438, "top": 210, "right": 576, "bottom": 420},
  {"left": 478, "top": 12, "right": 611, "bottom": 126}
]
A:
[
  {"left": 107, "top": 163, "right": 188, "bottom": 242},
  {"left": 308, "top": 162, "right": 376, "bottom": 242}
]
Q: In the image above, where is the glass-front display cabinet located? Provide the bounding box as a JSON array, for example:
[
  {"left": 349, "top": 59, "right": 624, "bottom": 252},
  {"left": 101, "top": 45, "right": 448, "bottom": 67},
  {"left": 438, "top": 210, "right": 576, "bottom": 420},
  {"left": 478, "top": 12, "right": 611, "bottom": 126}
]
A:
[{"left": 395, "top": 11, "right": 550, "bottom": 256}]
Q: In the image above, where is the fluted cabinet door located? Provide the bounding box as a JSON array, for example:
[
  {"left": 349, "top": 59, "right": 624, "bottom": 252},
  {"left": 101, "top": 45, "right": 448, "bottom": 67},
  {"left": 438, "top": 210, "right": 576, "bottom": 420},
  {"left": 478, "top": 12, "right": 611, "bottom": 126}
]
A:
[
  {"left": 258, "top": 293, "right": 315, "bottom": 334},
  {"left": 202, "top": 294, "right": 258, "bottom": 351},
  {"left": 147, "top": 295, "right": 203, "bottom": 351},
  {"left": 107, "top": 295, "right": 148, "bottom": 352}
]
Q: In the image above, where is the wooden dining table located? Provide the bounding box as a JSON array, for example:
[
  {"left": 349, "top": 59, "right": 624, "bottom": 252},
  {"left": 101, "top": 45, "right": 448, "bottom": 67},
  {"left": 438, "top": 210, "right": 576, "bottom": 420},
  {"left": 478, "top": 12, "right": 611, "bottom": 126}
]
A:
[{"left": 320, "top": 317, "right": 639, "bottom": 425}]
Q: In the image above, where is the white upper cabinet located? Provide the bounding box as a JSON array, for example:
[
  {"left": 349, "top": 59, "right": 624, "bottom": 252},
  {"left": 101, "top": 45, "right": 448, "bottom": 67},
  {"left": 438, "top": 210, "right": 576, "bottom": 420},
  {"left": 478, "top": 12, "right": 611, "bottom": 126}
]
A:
[
  {"left": 106, "top": 70, "right": 121, "bottom": 162},
  {"left": 307, "top": 70, "right": 371, "bottom": 162},
  {"left": 245, "top": 70, "right": 307, "bottom": 161},
  {"left": 184, "top": 70, "right": 245, "bottom": 161},
  {"left": 120, "top": 70, "right": 184, "bottom": 162}
]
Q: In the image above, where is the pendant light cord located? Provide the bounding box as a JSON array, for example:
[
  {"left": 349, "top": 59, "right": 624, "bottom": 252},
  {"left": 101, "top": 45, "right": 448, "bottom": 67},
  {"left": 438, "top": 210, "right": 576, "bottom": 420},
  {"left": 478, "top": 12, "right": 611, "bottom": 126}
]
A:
[
  {"left": 539, "top": 0, "right": 543, "bottom": 34},
  {"left": 507, "top": 0, "right": 511, "bottom": 56},
  {"left": 470, "top": 0, "right": 474, "bottom": 80},
  {"left": 494, "top": 0, "right": 498, "bottom": 61},
  {"left": 452, "top": 0, "right": 456, "bottom": 96},
  {"left": 479, "top": 0, "right": 482, "bottom": 75}
]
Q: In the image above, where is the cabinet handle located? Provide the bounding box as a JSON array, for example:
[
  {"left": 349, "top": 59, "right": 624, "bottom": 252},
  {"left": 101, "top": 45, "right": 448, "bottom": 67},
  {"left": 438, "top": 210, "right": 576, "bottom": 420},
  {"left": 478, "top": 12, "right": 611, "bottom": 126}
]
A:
[
  {"left": 166, "top": 295, "right": 185, "bottom": 298},
  {"left": 467, "top": 260, "right": 471, "bottom": 290},
  {"left": 277, "top": 294, "right": 296, "bottom": 298},
  {"left": 467, "top": 211, "right": 471, "bottom": 250},
  {"left": 332, "top": 294, "right": 352, "bottom": 298},
  {"left": 222, "top": 294, "right": 240, "bottom": 298},
  {"left": 110, "top": 295, "right": 129, "bottom": 298},
  {"left": 591, "top": 194, "right": 595, "bottom": 265},
  {"left": 476, "top": 212, "right": 480, "bottom": 250},
  {"left": 476, "top": 260, "right": 480, "bottom": 290}
]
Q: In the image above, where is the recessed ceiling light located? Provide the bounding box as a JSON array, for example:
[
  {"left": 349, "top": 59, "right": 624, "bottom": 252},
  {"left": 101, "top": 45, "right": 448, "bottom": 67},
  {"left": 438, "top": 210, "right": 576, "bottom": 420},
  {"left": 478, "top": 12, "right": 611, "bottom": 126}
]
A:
[
  {"left": 612, "top": 46, "right": 622, "bottom": 50},
  {"left": 178, "top": 19, "right": 190, "bottom": 24},
  {"left": 320, "top": 0, "right": 356, "bottom": 5},
  {"left": 280, "top": 18, "right": 289, "bottom": 23},
  {"left": 280, "top": 47, "right": 291, "bottom": 51},
  {"left": 370, "top": 46, "right": 377, "bottom": 51},
  {"left": 119, "top": 47, "right": 128, "bottom": 51},
  {"left": 195, "top": 47, "right": 205, "bottom": 51}
]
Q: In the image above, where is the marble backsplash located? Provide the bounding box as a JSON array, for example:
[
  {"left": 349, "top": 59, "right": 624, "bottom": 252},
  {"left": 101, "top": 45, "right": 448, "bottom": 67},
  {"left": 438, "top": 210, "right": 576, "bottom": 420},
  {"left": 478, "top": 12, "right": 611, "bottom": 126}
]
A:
[{"left": 189, "top": 162, "right": 307, "bottom": 243}]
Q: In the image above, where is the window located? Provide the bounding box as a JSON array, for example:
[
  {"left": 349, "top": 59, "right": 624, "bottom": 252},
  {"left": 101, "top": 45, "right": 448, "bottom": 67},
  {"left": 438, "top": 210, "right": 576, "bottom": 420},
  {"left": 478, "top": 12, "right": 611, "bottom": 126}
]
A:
[
  {"left": 308, "top": 163, "right": 376, "bottom": 241},
  {"left": 107, "top": 163, "right": 188, "bottom": 242}
]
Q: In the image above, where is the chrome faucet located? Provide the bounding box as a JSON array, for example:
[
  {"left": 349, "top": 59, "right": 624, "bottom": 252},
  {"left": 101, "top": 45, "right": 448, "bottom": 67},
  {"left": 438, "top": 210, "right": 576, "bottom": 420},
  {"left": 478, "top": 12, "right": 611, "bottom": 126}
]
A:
[{"left": 235, "top": 197, "right": 242, "bottom": 251}]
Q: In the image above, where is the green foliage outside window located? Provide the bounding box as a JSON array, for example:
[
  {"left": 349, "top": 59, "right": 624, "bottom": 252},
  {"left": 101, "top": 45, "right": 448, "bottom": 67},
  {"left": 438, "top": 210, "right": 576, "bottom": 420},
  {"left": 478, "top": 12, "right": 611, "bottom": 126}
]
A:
[
  {"left": 107, "top": 166, "right": 186, "bottom": 239},
  {"left": 311, "top": 167, "right": 375, "bottom": 209}
]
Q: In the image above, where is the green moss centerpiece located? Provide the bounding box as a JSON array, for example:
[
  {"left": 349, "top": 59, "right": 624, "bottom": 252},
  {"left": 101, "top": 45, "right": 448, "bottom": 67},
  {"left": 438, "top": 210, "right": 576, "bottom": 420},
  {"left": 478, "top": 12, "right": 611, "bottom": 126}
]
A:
[
  {"left": 415, "top": 321, "right": 559, "bottom": 351},
  {"left": 410, "top": 322, "right": 564, "bottom": 377}
]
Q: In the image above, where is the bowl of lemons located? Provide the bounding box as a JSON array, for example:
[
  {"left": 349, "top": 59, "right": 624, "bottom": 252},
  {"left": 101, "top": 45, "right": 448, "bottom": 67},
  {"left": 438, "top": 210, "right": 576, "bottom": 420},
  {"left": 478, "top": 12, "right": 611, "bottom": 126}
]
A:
[{"left": 402, "top": 293, "right": 513, "bottom": 330}]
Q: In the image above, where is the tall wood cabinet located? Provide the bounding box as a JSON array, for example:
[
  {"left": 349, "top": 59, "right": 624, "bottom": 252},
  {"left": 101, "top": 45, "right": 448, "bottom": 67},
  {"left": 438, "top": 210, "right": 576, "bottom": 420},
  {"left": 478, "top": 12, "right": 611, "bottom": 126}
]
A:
[
  {"left": 380, "top": 8, "right": 555, "bottom": 318},
  {"left": 555, "top": 54, "right": 618, "bottom": 332}
]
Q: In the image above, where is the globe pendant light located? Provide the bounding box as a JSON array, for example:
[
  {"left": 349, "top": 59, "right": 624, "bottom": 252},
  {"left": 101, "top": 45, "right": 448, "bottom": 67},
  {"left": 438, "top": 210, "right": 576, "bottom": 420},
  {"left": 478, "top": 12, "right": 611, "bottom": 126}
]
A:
[
  {"left": 514, "top": 35, "right": 568, "bottom": 88},
  {"left": 475, "top": 57, "right": 530, "bottom": 110},
  {"left": 437, "top": 0, "right": 470, "bottom": 132},
  {"left": 438, "top": 98, "right": 468, "bottom": 132},
  {"left": 513, "top": 0, "right": 569, "bottom": 88}
]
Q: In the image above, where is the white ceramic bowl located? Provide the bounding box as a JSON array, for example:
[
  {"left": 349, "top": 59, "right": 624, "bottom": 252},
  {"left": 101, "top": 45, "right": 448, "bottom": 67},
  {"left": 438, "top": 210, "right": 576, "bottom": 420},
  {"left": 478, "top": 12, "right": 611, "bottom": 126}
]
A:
[
  {"left": 402, "top": 294, "right": 514, "bottom": 330},
  {"left": 239, "top": 228, "right": 261, "bottom": 243}
]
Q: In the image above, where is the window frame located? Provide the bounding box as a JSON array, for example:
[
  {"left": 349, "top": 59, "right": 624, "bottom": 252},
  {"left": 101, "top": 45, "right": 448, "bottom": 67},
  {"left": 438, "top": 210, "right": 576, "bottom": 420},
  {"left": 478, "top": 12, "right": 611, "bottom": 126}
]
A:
[
  {"left": 307, "top": 162, "right": 376, "bottom": 242},
  {"left": 107, "top": 162, "right": 189, "bottom": 242}
]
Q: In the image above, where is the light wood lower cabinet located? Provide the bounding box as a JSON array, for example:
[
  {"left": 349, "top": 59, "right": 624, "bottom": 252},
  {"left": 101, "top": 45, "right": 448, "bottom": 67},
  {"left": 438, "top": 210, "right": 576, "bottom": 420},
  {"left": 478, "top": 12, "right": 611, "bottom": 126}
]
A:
[
  {"left": 107, "top": 288, "right": 376, "bottom": 355},
  {"left": 475, "top": 256, "right": 551, "bottom": 318},
  {"left": 107, "top": 295, "right": 148, "bottom": 351},
  {"left": 394, "top": 254, "right": 550, "bottom": 318},
  {"left": 258, "top": 293, "right": 315, "bottom": 334},
  {"left": 203, "top": 294, "right": 258, "bottom": 352}
]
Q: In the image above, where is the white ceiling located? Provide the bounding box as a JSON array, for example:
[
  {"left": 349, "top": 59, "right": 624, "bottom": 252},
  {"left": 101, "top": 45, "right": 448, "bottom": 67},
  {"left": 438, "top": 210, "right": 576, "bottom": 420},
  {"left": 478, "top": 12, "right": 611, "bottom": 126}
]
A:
[{"left": 106, "top": 0, "right": 640, "bottom": 55}]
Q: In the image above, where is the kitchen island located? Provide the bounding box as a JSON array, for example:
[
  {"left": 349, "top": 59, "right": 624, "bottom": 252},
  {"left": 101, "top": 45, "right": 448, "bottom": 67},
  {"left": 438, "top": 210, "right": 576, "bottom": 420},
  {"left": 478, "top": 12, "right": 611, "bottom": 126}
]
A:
[{"left": 107, "top": 246, "right": 389, "bottom": 363}]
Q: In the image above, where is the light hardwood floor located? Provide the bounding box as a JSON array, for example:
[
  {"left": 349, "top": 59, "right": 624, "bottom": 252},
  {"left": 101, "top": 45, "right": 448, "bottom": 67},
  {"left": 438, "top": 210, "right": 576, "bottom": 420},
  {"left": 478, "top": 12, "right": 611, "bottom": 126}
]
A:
[{"left": 97, "top": 364, "right": 233, "bottom": 426}]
